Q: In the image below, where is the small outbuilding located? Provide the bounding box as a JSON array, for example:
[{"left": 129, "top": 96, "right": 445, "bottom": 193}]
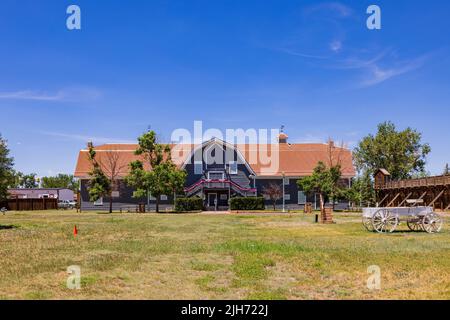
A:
[
  {"left": 374, "top": 168, "right": 391, "bottom": 189},
  {"left": 7, "top": 188, "right": 75, "bottom": 202}
]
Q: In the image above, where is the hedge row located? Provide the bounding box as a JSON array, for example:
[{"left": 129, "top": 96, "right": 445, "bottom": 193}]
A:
[
  {"left": 230, "top": 197, "right": 265, "bottom": 210},
  {"left": 175, "top": 197, "right": 204, "bottom": 212}
]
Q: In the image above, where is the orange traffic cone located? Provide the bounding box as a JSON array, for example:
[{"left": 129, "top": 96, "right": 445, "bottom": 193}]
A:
[{"left": 73, "top": 225, "right": 78, "bottom": 237}]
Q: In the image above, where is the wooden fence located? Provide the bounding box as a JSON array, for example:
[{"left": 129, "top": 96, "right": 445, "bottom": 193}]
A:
[
  {"left": 0, "top": 198, "right": 58, "bottom": 211},
  {"left": 378, "top": 175, "right": 450, "bottom": 190}
]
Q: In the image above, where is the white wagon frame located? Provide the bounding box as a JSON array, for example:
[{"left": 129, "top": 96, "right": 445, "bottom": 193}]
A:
[{"left": 362, "top": 206, "right": 443, "bottom": 233}]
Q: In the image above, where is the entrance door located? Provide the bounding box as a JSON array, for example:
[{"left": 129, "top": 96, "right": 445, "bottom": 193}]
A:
[{"left": 208, "top": 193, "right": 217, "bottom": 211}]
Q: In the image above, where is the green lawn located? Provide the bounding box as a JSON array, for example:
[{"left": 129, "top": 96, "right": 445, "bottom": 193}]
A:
[{"left": 0, "top": 210, "right": 449, "bottom": 300}]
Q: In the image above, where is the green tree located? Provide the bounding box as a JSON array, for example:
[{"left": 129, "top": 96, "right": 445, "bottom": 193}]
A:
[
  {"left": 41, "top": 174, "right": 79, "bottom": 191},
  {"left": 354, "top": 121, "right": 431, "bottom": 180},
  {"left": 297, "top": 161, "right": 342, "bottom": 214},
  {"left": 0, "top": 134, "right": 14, "bottom": 200},
  {"left": 410, "top": 171, "right": 431, "bottom": 179},
  {"left": 126, "top": 130, "right": 186, "bottom": 213},
  {"left": 86, "top": 142, "right": 111, "bottom": 207},
  {"left": 345, "top": 171, "right": 376, "bottom": 208},
  {"left": 167, "top": 161, "right": 187, "bottom": 202},
  {"left": 328, "top": 164, "right": 344, "bottom": 207},
  {"left": 135, "top": 130, "right": 171, "bottom": 168},
  {"left": 13, "top": 172, "right": 39, "bottom": 188},
  {"left": 10, "top": 171, "right": 23, "bottom": 188}
]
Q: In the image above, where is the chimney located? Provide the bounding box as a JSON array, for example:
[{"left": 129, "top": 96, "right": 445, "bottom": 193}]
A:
[
  {"left": 278, "top": 126, "right": 288, "bottom": 144},
  {"left": 278, "top": 133, "right": 288, "bottom": 144}
]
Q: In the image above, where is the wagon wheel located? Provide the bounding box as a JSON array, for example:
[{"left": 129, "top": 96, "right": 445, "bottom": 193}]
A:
[
  {"left": 422, "top": 213, "right": 443, "bottom": 234},
  {"left": 407, "top": 218, "right": 422, "bottom": 232},
  {"left": 362, "top": 216, "right": 374, "bottom": 232},
  {"left": 372, "top": 209, "right": 399, "bottom": 233}
]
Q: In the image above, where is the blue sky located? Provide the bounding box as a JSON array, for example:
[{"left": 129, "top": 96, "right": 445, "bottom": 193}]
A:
[{"left": 0, "top": 0, "right": 449, "bottom": 177}]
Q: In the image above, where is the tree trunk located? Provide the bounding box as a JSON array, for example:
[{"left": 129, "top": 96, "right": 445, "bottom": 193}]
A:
[
  {"left": 319, "top": 193, "right": 325, "bottom": 214},
  {"left": 272, "top": 200, "right": 276, "bottom": 211},
  {"left": 109, "top": 192, "right": 113, "bottom": 213},
  {"left": 156, "top": 197, "right": 160, "bottom": 213}
]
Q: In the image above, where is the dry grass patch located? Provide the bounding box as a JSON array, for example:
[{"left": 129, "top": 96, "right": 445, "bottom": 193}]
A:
[{"left": 0, "top": 210, "right": 448, "bottom": 299}]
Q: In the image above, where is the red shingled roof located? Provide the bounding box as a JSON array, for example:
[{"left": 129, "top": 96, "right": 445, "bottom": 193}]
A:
[{"left": 74, "top": 142, "right": 355, "bottom": 178}]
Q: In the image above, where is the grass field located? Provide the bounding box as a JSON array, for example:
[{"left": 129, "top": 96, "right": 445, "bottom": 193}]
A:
[{"left": 0, "top": 210, "right": 449, "bottom": 300}]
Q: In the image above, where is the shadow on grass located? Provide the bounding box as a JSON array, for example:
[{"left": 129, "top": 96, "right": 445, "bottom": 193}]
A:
[
  {"left": 369, "top": 230, "right": 432, "bottom": 234},
  {"left": 0, "top": 225, "right": 18, "bottom": 230}
]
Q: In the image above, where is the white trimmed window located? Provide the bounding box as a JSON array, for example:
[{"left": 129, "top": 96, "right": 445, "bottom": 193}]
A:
[
  {"left": 283, "top": 178, "right": 290, "bottom": 185},
  {"left": 194, "top": 161, "right": 203, "bottom": 175},
  {"left": 284, "top": 194, "right": 291, "bottom": 201},
  {"left": 94, "top": 197, "right": 103, "bottom": 206},
  {"left": 229, "top": 161, "right": 238, "bottom": 175},
  {"left": 298, "top": 191, "right": 307, "bottom": 204},
  {"left": 160, "top": 195, "right": 168, "bottom": 201}
]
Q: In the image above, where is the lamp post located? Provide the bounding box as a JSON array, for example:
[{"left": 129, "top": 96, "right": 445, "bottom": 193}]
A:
[{"left": 282, "top": 172, "right": 285, "bottom": 213}]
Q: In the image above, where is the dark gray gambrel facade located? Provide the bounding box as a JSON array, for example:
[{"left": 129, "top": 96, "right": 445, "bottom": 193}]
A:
[{"left": 78, "top": 139, "right": 352, "bottom": 211}]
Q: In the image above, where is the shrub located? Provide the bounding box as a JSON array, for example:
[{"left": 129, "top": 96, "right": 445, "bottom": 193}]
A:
[
  {"left": 230, "top": 197, "right": 265, "bottom": 211},
  {"left": 175, "top": 197, "right": 204, "bottom": 212}
]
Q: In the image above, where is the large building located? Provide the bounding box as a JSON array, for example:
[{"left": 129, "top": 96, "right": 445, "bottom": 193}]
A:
[{"left": 74, "top": 133, "right": 355, "bottom": 211}]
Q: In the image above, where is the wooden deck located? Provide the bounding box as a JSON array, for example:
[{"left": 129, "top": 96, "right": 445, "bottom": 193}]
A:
[{"left": 376, "top": 175, "right": 450, "bottom": 211}]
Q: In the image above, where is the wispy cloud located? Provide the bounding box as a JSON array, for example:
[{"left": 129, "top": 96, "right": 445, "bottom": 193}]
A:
[
  {"left": 329, "top": 40, "right": 343, "bottom": 53},
  {"left": 360, "top": 55, "right": 430, "bottom": 87},
  {"left": 274, "top": 48, "right": 330, "bottom": 60},
  {"left": 329, "top": 49, "right": 390, "bottom": 70},
  {"left": 0, "top": 90, "right": 63, "bottom": 101},
  {"left": 267, "top": 1, "right": 433, "bottom": 89},
  {"left": 41, "top": 132, "right": 135, "bottom": 145},
  {"left": 276, "top": 44, "right": 432, "bottom": 88},
  {"left": 0, "top": 87, "right": 102, "bottom": 102}
]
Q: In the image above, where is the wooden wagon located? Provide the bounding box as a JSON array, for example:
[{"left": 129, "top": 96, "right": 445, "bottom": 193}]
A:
[{"left": 362, "top": 206, "right": 443, "bottom": 233}]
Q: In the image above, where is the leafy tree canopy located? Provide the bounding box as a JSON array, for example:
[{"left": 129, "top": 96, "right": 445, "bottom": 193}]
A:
[
  {"left": 135, "top": 130, "right": 171, "bottom": 167},
  {"left": 353, "top": 121, "right": 431, "bottom": 180},
  {"left": 298, "top": 161, "right": 342, "bottom": 212},
  {"left": 126, "top": 130, "right": 186, "bottom": 212},
  {"left": 41, "top": 174, "right": 79, "bottom": 191},
  {"left": 86, "top": 143, "right": 111, "bottom": 202},
  {"left": 10, "top": 172, "right": 40, "bottom": 189},
  {"left": 0, "top": 134, "right": 14, "bottom": 200},
  {"left": 345, "top": 171, "right": 376, "bottom": 207}
]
